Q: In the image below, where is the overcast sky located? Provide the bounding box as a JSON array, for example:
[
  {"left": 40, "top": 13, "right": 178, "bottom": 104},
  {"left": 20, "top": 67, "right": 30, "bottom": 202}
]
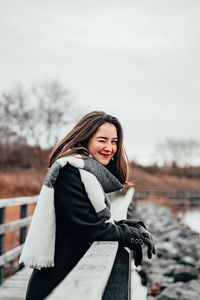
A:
[{"left": 1, "top": 0, "right": 199, "bottom": 164}]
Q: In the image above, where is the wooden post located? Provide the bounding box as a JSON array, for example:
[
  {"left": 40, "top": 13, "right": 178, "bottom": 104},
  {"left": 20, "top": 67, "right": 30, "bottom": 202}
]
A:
[
  {"left": 19, "top": 204, "right": 27, "bottom": 245},
  {"left": 19, "top": 204, "right": 27, "bottom": 270},
  {"left": 0, "top": 208, "right": 5, "bottom": 284}
]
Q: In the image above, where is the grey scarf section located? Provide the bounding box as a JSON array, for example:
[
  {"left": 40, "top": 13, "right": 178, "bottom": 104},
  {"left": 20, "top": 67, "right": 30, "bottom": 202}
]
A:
[
  {"left": 44, "top": 154, "right": 123, "bottom": 193},
  {"left": 82, "top": 156, "right": 123, "bottom": 193},
  {"left": 43, "top": 154, "right": 123, "bottom": 212}
]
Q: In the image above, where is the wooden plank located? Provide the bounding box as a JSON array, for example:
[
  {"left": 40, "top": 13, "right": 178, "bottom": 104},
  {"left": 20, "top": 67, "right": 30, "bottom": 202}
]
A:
[
  {"left": 0, "top": 267, "right": 32, "bottom": 299},
  {"left": 0, "top": 196, "right": 38, "bottom": 208},
  {"left": 0, "top": 245, "right": 23, "bottom": 267},
  {"left": 47, "top": 241, "right": 119, "bottom": 300},
  {"left": 0, "top": 216, "right": 32, "bottom": 234}
]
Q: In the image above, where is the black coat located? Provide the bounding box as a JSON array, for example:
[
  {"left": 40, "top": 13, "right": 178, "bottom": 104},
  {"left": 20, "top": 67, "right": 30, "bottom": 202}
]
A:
[{"left": 25, "top": 164, "right": 125, "bottom": 300}]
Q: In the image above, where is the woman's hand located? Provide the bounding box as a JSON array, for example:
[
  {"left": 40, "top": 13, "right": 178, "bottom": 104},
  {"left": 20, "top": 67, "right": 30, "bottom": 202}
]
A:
[{"left": 117, "top": 219, "right": 156, "bottom": 266}]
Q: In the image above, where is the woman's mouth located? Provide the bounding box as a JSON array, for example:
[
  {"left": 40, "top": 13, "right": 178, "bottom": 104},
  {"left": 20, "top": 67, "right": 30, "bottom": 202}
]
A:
[{"left": 100, "top": 153, "right": 110, "bottom": 158}]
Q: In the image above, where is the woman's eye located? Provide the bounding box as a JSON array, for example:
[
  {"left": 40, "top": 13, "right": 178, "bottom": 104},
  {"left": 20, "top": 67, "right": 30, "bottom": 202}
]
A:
[{"left": 98, "top": 140, "right": 117, "bottom": 144}]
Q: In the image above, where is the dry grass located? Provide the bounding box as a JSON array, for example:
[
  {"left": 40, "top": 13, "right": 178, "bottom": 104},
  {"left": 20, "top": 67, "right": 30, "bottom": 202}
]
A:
[
  {"left": 0, "top": 168, "right": 46, "bottom": 198},
  {"left": 130, "top": 167, "right": 200, "bottom": 192},
  {"left": 1, "top": 165, "right": 199, "bottom": 199}
]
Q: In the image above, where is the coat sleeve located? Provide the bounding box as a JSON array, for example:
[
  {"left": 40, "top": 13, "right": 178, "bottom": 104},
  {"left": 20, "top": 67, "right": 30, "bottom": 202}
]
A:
[{"left": 54, "top": 164, "right": 132, "bottom": 244}]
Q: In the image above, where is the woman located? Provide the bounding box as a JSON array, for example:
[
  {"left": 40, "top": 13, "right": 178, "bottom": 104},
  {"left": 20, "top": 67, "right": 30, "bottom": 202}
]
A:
[{"left": 19, "top": 111, "right": 155, "bottom": 299}]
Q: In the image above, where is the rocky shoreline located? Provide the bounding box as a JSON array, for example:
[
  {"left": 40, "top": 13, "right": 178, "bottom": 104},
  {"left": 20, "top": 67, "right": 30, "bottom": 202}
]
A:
[{"left": 135, "top": 201, "right": 200, "bottom": 300}]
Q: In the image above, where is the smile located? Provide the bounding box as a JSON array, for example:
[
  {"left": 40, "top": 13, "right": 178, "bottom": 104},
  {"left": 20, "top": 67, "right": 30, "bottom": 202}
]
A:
[{"left": 100, "top": 153, "right": 111, "bottom": 158}]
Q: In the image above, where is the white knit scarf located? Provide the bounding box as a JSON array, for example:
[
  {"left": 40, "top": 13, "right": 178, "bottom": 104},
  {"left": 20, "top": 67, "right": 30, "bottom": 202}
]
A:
[{"left": 19, "top": 154, "right": 123, "bottom": 270}]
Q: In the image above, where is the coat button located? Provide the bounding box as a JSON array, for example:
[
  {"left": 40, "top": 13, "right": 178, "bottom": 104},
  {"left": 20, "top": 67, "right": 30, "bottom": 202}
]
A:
[
  {"left": 139, "top": 239, "right": 143, "bottom": 244},
  {"left": 131, "top": 238, "right": 134, "bottom": 243},
  {"left": 135, "top": 239, "right": 139, "bottom": 244}
]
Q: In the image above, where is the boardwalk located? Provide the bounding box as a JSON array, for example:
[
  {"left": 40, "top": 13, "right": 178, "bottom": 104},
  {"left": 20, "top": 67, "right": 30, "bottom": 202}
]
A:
[
  {"left": 0, "top": 267, "right": 32, "bottom": 300},
  {"left": 0, "top": 264, "right": 145, "bottom": 300},
  {"left": 0, "top": 189, "right": 135, "bottom": 299},
  {"left": 0, "top": 265, "right": 144, "bottom": 300}
]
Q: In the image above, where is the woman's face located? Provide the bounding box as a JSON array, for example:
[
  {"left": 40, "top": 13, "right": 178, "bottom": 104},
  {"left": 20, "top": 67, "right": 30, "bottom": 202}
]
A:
[{"left": 87, "top": 122, "right": 118, "bottom": 166}]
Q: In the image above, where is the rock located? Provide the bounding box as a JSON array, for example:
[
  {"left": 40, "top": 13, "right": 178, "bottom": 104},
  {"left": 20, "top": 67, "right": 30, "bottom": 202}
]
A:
[
  {"left": 164, "top": 224, "right": 179, "bottom": 234},
  {"left": 159, "top": 276, "right": 174, "bottom": 290},
  {"left": 135, "top": 201, "right": 200, "bottom": 298},
  {"left": 162, "top": 229, "right": 180, "bottom": 242},
  {"left": 163, "top": 265, "right": 176, "bottom": 276},
  {"left": 179, "top": 255, "right": 196, "bottom": 267},
  {"left": 155, "top": 282, "right": 200, "bottom": 300},
  {"left": 186, "top": 280, "right": 200, "bottom": 295},
  {"left": 147, "top": 281, "right": 161, "bottom": 296},
  {"left": 174, "top": 236, "right": 189, "bottom": 248},
  {"left": 173, "top": 265, "right": 198, "bottom": 282},
  {"left": 155, "top": 242, "right": 179, "bottom": 259}
]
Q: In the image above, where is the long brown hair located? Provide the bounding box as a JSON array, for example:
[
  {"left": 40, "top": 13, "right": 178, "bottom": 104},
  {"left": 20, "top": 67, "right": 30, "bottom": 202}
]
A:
[{"left": 48, "top": 111, "right": 132, "bottom": 185}]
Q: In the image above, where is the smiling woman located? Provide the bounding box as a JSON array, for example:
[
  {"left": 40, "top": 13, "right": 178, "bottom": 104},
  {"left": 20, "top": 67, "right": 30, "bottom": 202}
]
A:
[
  {"left": 47, "top": 110, "right": 129, "bottom": 184},
  {"left": 87, "top": 122, "right": 118, "bottom": 165},
  {"left": 19, "top": 111, "right": 155, "bottom": 300}
]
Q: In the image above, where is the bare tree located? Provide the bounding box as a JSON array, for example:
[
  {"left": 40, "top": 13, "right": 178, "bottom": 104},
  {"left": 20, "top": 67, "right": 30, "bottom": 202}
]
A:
[
  {"left": 31, "top": 79, "right": 77, "bottom": 148},
  {"left": 0, "top": 80, "right": 78, "bottom": 147},
  {"left": 0, "top": 88, "right": 23, "bottom": 145},
  {"left": 0, "top": 79, "right": 80, "bottom": 168},
  {"left": 156, "top": 138, "right": 200, "bottom": 167}
]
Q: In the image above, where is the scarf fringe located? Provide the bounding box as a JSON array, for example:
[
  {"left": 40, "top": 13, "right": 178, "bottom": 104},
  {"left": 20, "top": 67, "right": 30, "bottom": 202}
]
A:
[{"left": 20, "top": 256, "right": 54, "bottom": 270}]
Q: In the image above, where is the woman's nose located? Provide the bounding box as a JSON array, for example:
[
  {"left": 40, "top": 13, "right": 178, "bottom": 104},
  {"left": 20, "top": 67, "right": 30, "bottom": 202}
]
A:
[{"left": 104, "top": 142, "right": 112, "bottom": 151}]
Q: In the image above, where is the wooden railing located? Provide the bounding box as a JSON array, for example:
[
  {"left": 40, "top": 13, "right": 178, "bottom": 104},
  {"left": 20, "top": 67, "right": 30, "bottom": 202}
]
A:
[
  {"left": 0, "top": 196, "right": 38, "bottom": 284},
  {"left": 134, "top": 190, "right": 200, "bottom": 205},
  {"left": 134, "top": 190, "right": 200, "bottom": 198},
  {"left": 0, "top": 189, "right": 134, "bottom": 300}
]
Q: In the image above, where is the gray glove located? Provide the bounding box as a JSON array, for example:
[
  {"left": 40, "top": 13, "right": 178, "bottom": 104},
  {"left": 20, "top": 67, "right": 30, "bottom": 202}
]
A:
[
  {"left": 117, "top": 219, "right": 156, "bottom": 265},
  {"left": 116, "top": 219, "right": 147, "bottom": 229}
]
